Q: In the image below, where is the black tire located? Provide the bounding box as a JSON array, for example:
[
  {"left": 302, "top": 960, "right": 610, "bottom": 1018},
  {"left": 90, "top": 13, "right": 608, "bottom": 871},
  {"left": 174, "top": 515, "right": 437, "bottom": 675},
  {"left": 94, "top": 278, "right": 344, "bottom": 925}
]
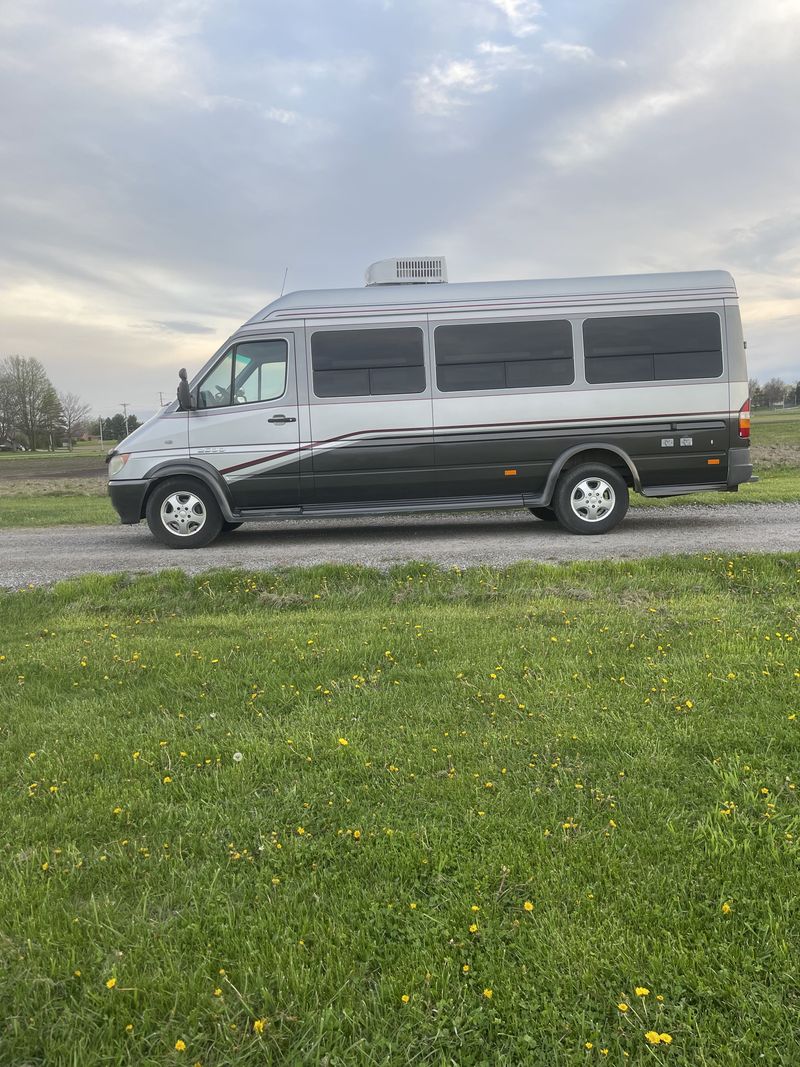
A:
[
  {"left": 220, "top": 520, "right": 244, "bottom": 534},
  {"left": 552, "top": 463, "right": 628, "bottom": 535},
  {"left": 145, "top": 478, "right": 224, "bottom": 549},
  {"left": 529, "top": 506, "right": 558, "bottom": 522}
]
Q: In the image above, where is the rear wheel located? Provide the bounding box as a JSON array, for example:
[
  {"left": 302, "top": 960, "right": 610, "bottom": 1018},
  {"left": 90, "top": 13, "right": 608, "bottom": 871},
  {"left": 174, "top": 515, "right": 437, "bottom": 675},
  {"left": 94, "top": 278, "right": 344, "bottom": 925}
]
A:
[
  {"left": 146, "top": 478, "right": 223, "bottom": 549},
  {"left": 552, "top": 463, "right": 628, "bottom": 535},
  {"left": 529, "top": 506, "right": 558, "bottom": 522}
]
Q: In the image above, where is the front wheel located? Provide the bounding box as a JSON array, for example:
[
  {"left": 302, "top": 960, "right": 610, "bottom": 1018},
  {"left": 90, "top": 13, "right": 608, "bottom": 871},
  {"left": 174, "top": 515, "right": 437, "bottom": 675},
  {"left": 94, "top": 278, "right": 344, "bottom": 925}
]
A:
[
  {"left": 552, "top": 464, "right": 628, "bottom": 535},
  {"left": 146, "top": 478, "right": 224, "bottom": 549}
]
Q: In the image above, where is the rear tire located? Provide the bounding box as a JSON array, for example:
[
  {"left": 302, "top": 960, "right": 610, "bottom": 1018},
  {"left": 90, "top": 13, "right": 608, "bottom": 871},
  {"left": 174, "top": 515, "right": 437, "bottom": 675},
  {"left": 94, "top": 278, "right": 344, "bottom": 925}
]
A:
[
  {"left": 145, "top": 478, "right": 224, "bottom": 549},
  {"left": 529, "top": 506, "right": 558, "bottom": 522},
  {"left": 552, "top": 463, "right": 628, "bottom": 535}
]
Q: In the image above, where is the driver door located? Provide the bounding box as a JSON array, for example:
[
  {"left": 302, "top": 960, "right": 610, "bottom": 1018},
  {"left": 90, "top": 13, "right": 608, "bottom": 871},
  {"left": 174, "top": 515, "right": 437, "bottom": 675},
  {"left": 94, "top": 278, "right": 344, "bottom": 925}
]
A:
[{"left": 189, "top": 334, "right": 301, "bottom": 509}]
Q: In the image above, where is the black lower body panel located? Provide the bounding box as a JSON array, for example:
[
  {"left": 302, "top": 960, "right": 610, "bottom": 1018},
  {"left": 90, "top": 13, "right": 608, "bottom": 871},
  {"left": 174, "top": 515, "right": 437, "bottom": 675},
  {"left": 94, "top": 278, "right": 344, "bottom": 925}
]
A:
[{"left": 108, "top": 480, "right": 148, "bottom": 524}]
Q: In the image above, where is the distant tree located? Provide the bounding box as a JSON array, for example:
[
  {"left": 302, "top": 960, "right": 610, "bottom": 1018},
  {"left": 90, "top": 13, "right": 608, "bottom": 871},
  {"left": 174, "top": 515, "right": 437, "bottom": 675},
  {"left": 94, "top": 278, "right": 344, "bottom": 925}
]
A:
[
  {"left": 762, "top": 377, "right": 789, "bottom": 406},
  {"left": 0, "top": 355, "right": 58, "bottom": 451},
  {"left": 748, "top": 378, "right": 765, "bottom": 408},
  {"left": 0, "top": 364, "right": 20, "bottom": 442},
  {"left": 58, "top": 392, "right": 92, "bottom": 449},
  {"left": 93, "top": 412, "right": 142, "bottom": 441},
  {"left": 40, "top": 386, "right": 63, "bottom": 450}
]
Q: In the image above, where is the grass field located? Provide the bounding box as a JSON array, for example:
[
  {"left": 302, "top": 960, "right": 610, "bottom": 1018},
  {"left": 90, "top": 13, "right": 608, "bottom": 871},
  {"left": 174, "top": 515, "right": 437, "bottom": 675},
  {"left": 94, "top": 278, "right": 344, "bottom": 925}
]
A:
[{"left": 2, "top": 558, "right": 799, "bottom": 1065}]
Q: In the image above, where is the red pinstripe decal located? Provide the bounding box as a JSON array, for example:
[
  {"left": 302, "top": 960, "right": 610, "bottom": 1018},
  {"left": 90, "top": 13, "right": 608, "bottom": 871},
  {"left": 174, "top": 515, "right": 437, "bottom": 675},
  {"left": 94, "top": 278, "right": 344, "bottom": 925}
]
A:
[{"left": 218, "top": 409, "right": 731, "bottom": 476}]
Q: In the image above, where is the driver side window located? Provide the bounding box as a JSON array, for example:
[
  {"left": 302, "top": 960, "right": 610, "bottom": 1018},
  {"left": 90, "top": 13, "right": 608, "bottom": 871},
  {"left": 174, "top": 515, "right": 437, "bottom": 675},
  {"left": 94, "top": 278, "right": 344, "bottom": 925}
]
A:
[{"left": 198, "top": 340, "right": 288, "bottom": 408}]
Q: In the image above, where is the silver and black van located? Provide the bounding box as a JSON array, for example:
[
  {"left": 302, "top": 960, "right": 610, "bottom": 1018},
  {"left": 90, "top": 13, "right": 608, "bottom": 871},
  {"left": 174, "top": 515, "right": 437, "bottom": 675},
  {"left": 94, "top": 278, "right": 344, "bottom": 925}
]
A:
[{"left": 107, "top": 258, "right": 753, "bottom": 548}]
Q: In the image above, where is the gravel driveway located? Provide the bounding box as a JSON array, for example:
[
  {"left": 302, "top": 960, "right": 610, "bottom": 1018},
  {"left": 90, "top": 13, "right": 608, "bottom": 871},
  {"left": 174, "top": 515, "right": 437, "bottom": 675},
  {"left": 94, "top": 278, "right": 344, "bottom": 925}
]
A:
[{"left": 0, "top": 504, "right": 798, "bottom": 588}]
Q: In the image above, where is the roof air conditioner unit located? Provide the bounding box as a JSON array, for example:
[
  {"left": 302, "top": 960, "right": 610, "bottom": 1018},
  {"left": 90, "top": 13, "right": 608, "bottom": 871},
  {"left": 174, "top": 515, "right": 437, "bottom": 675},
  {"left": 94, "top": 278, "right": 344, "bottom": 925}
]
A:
[{"left": 365, "top": 256, "right": 448, "bottom": 286}]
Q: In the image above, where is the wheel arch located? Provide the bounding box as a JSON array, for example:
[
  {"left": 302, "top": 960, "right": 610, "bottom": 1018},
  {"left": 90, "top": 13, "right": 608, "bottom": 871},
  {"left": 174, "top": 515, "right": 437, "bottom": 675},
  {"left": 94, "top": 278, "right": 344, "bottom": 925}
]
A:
[
  {"left": 538, "top": 445, "right": 641, "bottom": 505},
  {"left": 140, "top": 459, "right": 238, "bottom": 522}
]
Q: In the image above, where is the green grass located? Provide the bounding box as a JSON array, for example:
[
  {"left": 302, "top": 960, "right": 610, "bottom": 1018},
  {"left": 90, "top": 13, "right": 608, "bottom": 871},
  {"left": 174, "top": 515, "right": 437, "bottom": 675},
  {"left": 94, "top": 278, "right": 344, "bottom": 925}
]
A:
[
  {"left": 751, "top": 408, "right": 800, "bottom": 447},
  {"left": 0, "top": 493, "right": 115, "bottom": 528},
  {"left": 1, "top": 559, "right": 799, "bottom": 1065}
]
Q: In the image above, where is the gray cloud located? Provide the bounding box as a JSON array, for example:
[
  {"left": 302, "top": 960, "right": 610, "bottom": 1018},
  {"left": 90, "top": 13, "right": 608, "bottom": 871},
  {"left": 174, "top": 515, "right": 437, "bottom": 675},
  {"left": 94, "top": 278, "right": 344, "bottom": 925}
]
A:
[{"left": 0, "top": 0, "right": 798, "bottom": 415}]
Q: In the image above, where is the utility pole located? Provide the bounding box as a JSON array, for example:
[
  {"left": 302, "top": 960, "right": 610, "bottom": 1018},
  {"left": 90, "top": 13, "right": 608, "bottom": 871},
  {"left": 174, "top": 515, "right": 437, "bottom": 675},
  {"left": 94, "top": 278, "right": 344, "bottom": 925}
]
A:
[
  {"left": 159, "top": 391, "right": 165, "bottom": 408},
  {"left": 120, "top": 402, "right": 130, "bottom": 437},
  {"left": 99, "top": 416, "right": 104, "bottom": 450}
]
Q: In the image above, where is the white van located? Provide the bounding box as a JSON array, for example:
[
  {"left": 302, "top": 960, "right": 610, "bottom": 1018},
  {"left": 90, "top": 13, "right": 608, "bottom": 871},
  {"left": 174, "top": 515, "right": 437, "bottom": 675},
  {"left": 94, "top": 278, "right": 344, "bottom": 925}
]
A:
[{"left": 107, "top": 259, "right": 753, "bottom": 548}]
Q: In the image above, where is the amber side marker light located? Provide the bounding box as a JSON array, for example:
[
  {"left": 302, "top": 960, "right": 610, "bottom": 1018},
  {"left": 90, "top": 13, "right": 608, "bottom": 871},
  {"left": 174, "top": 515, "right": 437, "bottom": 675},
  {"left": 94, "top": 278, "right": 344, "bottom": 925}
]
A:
[
  {"left": 739, "top": 398, "right": 751, "bottom": 439},
  {"left": 708, "top": 458, "right": 721, "bottom": 465},
  {"left": 504, "top": 469, "right": 518, "bottom": 476}
]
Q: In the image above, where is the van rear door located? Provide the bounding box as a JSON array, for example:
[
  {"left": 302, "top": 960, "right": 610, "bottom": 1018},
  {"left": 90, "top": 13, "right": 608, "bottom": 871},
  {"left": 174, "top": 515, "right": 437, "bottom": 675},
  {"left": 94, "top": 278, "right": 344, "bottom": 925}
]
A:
[{"left": 189, "top": 334, "right": 301, "bottom": 508}]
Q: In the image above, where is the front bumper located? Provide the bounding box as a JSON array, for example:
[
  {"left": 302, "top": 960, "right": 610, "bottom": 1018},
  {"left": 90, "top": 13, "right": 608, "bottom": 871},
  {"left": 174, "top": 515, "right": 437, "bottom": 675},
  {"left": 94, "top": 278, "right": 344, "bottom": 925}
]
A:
[
  {"left": 727, "top": 447, "right": 755, "bottom": 487},
  {"left": 108, "top": 480, "right": 148, "bottom": 524}
]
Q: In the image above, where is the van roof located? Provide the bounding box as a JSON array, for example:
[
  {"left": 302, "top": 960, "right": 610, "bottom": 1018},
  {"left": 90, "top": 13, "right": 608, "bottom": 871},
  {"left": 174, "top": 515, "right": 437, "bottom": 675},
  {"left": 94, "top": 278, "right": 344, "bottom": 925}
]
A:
[{"left": 245, "top": 269, "right": 737, "bottom": 324}]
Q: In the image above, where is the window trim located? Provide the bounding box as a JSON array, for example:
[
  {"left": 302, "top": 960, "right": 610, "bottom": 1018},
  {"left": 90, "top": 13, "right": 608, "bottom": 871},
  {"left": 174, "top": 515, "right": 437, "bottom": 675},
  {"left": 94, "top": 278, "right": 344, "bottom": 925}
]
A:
[{"left": 309, "top": 323, "right": 428, "bottom": 401}]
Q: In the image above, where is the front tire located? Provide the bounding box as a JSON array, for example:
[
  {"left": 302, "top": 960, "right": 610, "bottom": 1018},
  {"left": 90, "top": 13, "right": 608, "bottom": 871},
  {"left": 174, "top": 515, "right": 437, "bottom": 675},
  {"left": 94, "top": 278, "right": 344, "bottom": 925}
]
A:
[
  {"left": 552, "top": 464, "right": 628, "bottom": 535},
  {"left": 146, "top": 478, "right": 224, "bottom": 549}
]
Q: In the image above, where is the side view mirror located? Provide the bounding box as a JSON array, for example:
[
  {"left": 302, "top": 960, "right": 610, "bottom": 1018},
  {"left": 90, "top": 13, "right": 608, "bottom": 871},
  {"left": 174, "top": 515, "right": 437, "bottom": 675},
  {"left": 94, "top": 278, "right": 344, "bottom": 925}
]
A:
[{"left": 177, "top": 368, "right": 194, "bottom": 411}]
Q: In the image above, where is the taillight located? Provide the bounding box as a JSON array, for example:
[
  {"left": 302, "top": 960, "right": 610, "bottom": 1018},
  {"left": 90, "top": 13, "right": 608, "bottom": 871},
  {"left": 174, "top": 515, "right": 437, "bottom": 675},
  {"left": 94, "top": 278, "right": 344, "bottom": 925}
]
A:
[{"left": 738, "top": 398, "right": 750, "bottom": 440}]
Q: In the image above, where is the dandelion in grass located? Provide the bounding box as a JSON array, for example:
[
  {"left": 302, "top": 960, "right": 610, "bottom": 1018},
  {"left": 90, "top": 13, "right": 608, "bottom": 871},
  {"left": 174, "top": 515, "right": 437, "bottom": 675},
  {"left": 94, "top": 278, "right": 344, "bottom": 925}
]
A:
[
  {"left": 469, "top": 923, "right": 479, "bottom": 934},
  {"left": 523, "top": 901, "right": 534, "bottom": 912},
  {"left": 635, "top": 986, "right": 650, "bottom": 996},
  {"left": 253, "top": 1018, "right": 267, "bottom": 1034},
  {"left": 722, "top": 901, "right": 732, "bottom": 914},
  {"left": 233, "top": 752, "right": 243, "bottom": 762},
  {"left": 106, "top": 977, "right": 117, "bottom": 989},
  {"left": 353, "top": 830, "right": 361, "bottom": 840},
  {"left": 483, "top": 988, "right": 493, "bottom": 999},
  {"left": 585, "top": 1042, "right": 593, "bottom": 1050},
  {"left": 401, "top": 994, "right": 410, "bottom": 1003},
  {"left": 618, "top": 1002, "right": 629, "bottom": 1013},
  {"left": 125, "top": 1024, "right": 133, "bottom": 1034},
  {"left": 462, "top": 964, "right": 470, "bottom": 973},
  {"left": 338, "top": 738, "right": 349, "bottom": 746},
  {"left": 659, "top": 1034, "right": 672, "bottom": 1045},
  {"left": 175, "top": 1038, "right": 187, "bottom": 1051}
]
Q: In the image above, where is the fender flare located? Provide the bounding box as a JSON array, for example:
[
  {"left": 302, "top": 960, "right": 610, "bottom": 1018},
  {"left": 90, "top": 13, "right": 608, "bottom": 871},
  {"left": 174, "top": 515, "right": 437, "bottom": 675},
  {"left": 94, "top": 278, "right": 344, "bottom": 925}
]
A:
[
  {"left": 140, "top": 458, "right": 238, "bottom": 522},
  {"left": 536, "top": 444, "right": 641, "bottom": 506}
]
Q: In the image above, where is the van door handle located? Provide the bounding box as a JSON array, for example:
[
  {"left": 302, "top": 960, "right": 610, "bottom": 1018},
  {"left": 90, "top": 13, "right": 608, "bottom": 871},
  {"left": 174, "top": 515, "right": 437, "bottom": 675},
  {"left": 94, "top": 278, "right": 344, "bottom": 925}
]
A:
[{"left": 267, "top": 414, "right": 296, "bottom": 424}]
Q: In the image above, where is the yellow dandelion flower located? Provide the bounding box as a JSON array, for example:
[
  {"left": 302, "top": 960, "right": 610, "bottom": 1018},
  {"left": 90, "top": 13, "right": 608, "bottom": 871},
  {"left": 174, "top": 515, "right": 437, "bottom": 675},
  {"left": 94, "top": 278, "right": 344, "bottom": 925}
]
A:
[
  {"left": 656, "top": 994, "right": 664, "bottom": 1002},
  {"left": 523, "top": 900, "right": 534, "bottom": 912},
  {"left": 635, "top": 986, "right": 650, "bottom": 996},
  {"left": 175, "top": 1039, "right": 186, "bottom": 1051},
  {"left": 106, "top": 977, "right": 117, "bottom": 989},
  {"left": 338, "top": 738, "right": 349, "bottom": 746},
  {"left": 462, "top": 964, "right": 470, "bottom": 973},
  {"left": 483, "top": 988, "right": 493, "bottom": 999},
  {"left": 401, "top": 994, "right": 410, "bottom": 1003},
  {"left": 125, "top": 1024, "right": 133, "bottom": 1034},
  {"left": 73, "top": 970, "right": 81, "bottom": 977},
  {"left": 722, "top": 901, "right": 732, "bottom": 914},
  {"left": 469, "top": 923, "right": 479, "bottom": 933},
  {"left": 162, "top": 776, "right": 172, "bottom": 784},
  {"left": 296, "top": 826, "right": 305, "bottom": 835},
  {"left": 659, "top": 1033, "right": 673, "bottom": 1045},
  {"left": 618, "top": 1002, "right": 629, "bottom": 1012},
  {"left": 213, "top": 988, "right": 222, "bottom": 997},
  {"left": 409, "top": 902, "right": 417, "bottom": 909},
  {"left": 585, "top": 1043, "right": 593, "bottom": 1050},
  {"left": 600, "top": 1051, "right": 609, "bottom": 1057},
  {"left": 253, "top": 1018, "right": 266, "bottom": 1034},
  {"left": 644, "top": 1031, "right": 661, "bottom": 1045}
]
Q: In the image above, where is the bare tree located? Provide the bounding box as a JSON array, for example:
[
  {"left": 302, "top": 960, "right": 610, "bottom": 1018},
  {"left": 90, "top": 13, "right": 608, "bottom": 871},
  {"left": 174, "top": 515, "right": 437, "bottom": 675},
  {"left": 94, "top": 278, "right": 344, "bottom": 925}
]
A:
[
  {"left": 58, "top": 391, "right": 92, "bottom": 450},
  {"left": 0, "top": 364, "right": 19, "bottom": 443},
  {"left": 1, "top": 355, "right": 58, "bottom": 451},
  {"left": 762, "top": 377, "right": 789, "bottom": 406}
]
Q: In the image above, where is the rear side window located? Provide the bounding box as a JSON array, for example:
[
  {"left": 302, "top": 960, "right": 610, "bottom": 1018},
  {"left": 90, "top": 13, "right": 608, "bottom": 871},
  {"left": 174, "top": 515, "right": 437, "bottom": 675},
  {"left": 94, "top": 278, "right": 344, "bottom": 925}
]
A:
[
  {"left": 311, "top": 328, "right": 425, "bottom": 397},
  {"left": 583, "top": 313, "right": 722, "bottom": 384},
  {"left": 434, "top": 320, "right": 574, "bottom": 392}
]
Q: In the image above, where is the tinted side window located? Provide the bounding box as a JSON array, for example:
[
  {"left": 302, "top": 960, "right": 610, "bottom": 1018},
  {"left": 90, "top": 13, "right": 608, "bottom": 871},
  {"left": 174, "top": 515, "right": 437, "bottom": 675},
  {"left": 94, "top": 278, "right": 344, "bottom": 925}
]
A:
[
  {"left": 583, "top": 313, "right": 722, "bottom": 384},
  {"left": 434, "top": 320, "right": 574, "bottom": 393},
  {"left": 311, "top": 328, "right": 425, "bottom": 397}
]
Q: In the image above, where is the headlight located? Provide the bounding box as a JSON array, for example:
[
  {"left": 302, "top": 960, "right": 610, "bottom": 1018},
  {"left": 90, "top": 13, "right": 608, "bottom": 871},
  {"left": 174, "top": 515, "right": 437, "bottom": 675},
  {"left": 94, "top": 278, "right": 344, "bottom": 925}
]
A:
[{"left": 108, "top": 453, "right": 130, "bottom": 478}]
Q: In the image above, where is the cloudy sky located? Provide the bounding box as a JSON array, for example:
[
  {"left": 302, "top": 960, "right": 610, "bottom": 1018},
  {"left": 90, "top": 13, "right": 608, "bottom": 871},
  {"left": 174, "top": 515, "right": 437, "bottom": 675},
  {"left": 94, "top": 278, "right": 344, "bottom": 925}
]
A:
[{"left": 1, "top": 0, "right": 798, "bottom": 417}]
